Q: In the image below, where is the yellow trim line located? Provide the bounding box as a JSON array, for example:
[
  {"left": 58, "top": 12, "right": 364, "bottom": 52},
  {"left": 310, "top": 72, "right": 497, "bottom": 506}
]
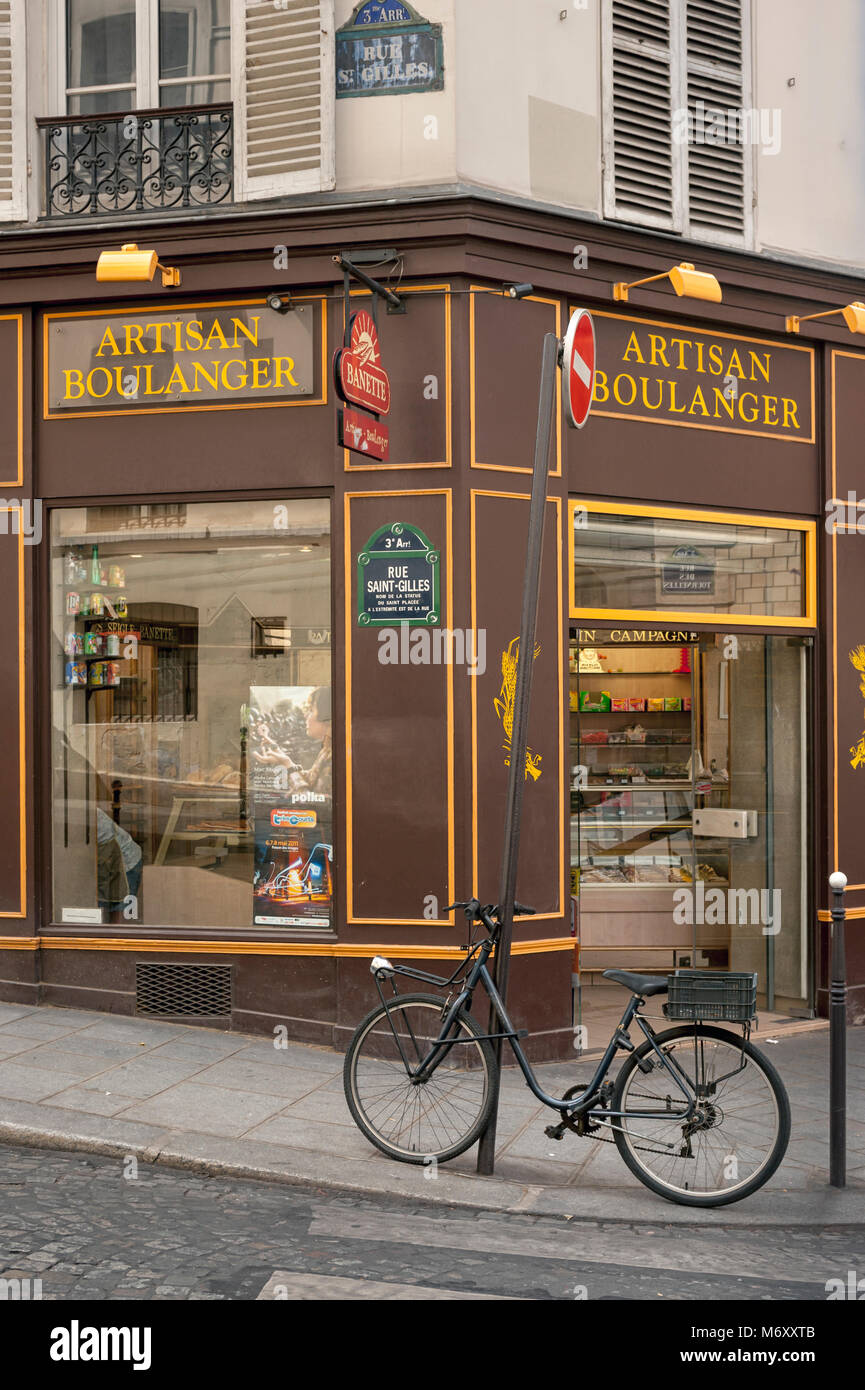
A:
[{"left": 1, "top": 936, "right": 575, "bottom": 957}]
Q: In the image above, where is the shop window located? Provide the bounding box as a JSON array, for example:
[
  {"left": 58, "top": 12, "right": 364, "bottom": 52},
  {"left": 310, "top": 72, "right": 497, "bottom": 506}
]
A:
[
  {"left": 51, "top": 498, "right": 333, "bottom": 933},
  {"left": 570, "top": 503, "right": 815, "bottom": 626},
  {"left": 65, "top": 0, "right": 231, "bottom": 114}
]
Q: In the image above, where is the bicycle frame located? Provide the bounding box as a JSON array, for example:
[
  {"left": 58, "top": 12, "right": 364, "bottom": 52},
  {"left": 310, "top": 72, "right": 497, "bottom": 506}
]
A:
[{"left": 372, "top": 931, "right": 700, "bottom": 1125}]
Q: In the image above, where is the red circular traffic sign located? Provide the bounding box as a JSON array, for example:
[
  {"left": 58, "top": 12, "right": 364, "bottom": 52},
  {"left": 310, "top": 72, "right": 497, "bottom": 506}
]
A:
[{"left": 563, "top": 308, "right": 595, "bottom": 429}]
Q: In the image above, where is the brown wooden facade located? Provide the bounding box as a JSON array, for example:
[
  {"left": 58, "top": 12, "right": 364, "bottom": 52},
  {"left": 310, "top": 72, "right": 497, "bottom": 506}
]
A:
[{"left": 0, "top": 195, "right": 862, "bottom": 1056}]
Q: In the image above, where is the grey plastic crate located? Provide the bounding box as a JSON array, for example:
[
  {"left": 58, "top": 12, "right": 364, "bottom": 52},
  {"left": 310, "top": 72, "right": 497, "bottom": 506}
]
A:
[{"left": 665, "top": 970, "right": 757, "bottom": 1022}]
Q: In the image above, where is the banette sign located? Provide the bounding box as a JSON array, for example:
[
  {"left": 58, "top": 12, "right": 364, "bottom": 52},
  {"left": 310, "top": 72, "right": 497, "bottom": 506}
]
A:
[
  {"left": 45, "top": 300, "right": 319, "bottom": 416},
  {"left": 588, "top": 312, "right": 815, "bottom": 443}
]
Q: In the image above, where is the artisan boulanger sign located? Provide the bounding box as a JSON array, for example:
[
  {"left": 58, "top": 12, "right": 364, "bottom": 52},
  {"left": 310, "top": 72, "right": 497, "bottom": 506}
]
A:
[
  {"left": 358, "top": 521, "right": 439, "bottom": 626},
  {"left": 336, "top": 1, "right": 443, "bottom": 98},
  {"left": 589, "top": 312, "right": 815, "bottom": 442},
  {"left": 45, "top": 300, "right": 319, "bottom": 416}
]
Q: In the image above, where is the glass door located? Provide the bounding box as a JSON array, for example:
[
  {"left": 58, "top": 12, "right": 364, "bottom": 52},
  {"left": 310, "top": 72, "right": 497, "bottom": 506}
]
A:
[
  {"left": 695, "top": 634, "right": 812, "bottom": 1015},
  {"left": 570, "top": 631, "right": 812, "bottom": 1031}
]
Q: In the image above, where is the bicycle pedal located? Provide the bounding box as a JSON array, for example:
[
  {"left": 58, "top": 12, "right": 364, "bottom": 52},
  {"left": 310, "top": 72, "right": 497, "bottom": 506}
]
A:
[{"left": 544, "top": 1123, "right": 567, "bottom": 1141}]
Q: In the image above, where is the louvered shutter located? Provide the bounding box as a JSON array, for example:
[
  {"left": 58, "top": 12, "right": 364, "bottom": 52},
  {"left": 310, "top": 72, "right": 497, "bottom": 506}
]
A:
[
  {"left": 685, "top": 0, "right": 751, "bottom": 242},
  {"left": 0, "top": 0, "right": 26, "bottom": 222},
  {"left": 232, "top": 0, "right": 335, "bottom": 201},
  {"left": 603, "top": 0, "right": 684, "bottom": 231}
]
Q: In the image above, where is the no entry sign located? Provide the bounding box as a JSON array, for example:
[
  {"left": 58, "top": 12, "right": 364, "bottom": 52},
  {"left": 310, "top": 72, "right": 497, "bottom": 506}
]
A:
[{"left": 562, "top": 307, "right": 595, "bottom": 429}]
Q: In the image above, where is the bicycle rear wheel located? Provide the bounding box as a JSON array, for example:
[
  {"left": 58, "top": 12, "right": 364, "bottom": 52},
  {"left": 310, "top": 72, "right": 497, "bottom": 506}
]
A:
[
  {"left": 344, "top": 993, "right": 498, "bottom": 1163},
  {"left": 611, "top": 1024, "right": 790, "bottom": 1207}
]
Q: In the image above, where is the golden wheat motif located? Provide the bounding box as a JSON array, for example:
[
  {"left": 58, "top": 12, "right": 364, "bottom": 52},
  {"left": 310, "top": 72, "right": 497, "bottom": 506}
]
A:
[
  {"left": 493, "top": 636, "right": 542, "bottom": 781},
  {"left": 848, "top": 647, "right": 865, "bottom": 768}
]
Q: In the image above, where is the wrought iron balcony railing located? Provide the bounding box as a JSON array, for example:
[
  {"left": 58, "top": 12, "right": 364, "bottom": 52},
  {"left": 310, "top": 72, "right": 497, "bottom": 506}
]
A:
[{"left": 38, "top": 104, "right": 233, "bottom": 219}]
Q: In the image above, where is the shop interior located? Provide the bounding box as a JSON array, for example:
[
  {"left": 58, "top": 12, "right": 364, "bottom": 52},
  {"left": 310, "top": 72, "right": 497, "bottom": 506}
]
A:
[
  {"left": 51, "top": 498, "right": 332, "bottom": 930},
  {"left": 571, "top": 632, "right": 812, "bottom": 1030}
]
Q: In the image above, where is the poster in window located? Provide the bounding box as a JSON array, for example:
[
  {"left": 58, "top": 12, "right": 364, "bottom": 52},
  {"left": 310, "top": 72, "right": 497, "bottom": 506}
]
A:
[{"left": 249, "top": 686, "right": 333, "bottom": 928}]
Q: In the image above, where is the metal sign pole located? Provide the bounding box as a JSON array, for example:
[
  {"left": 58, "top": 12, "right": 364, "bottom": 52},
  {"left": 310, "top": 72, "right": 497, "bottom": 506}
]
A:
[
  {"left": 828, "top": 870, "right": 847, "bottom": 1187},
  {"left": 476, "top": 331, "right": 560, "bottom": 1176}
]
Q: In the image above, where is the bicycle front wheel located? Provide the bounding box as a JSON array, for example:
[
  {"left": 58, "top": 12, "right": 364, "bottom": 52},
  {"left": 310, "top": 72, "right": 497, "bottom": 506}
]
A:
[
  {"left": 344, "top": 993, "right": 498, "bottom": 1163},
  {"left": 612, "top": 1024, "right": 791, "bottom": 1207}
]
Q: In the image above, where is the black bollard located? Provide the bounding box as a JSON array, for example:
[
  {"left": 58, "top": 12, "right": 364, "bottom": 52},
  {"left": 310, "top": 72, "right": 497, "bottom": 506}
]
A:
[{"left": 828, "top": 870, "right": 847, "bottom": 1188}]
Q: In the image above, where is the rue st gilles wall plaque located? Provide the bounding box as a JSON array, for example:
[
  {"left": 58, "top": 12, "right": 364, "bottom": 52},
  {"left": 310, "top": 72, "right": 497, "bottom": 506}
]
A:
[
  {"left": 357, "top": 522, "right": 440, "bottom": 626},
  {"left": 336, "top": 1, "right": 444, "bottom": 98}
]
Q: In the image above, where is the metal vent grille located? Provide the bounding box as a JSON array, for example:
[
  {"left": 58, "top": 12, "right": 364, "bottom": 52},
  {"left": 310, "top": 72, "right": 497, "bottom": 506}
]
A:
[{"left": 136, "top": 963, "right": 232, "bottom": 1017}]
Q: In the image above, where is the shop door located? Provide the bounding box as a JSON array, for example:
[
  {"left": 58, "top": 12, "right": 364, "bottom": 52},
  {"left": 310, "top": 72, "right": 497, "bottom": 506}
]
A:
[
  {"left": 570, "top": 634, "right": 699, "bottom": 1034},
  {"left": 696, "top": 634, "right": 812, "bottom": 1016},
  {"left": 570, "top": 632, "right": 812, "bottom": 1032}
]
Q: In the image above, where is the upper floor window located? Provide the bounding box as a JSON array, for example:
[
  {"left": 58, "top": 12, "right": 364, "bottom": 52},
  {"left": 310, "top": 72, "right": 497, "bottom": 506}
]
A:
[
  {"left": 65, "top": 0, "right": 231, "bottom": 114},
  {"left": 602, "top": 0, "right": 753, "bottom": 248}
]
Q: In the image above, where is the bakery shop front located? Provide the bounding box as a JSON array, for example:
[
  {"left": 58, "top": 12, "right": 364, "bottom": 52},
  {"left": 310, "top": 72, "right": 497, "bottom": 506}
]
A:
[{"left": 2, "top": 203, "right": 864, "bottom": 1057}]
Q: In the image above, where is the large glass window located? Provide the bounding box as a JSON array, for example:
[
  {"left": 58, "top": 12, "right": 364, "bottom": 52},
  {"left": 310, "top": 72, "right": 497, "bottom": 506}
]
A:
[
  {"left": 66, "top": 0, "right": 231, "bottom": 114},
  {"left": 51, "top": 499, "right": 333, "bottom": 932},
  {"left": 571, "top": 504, "right": 815, "bottom": 625}
]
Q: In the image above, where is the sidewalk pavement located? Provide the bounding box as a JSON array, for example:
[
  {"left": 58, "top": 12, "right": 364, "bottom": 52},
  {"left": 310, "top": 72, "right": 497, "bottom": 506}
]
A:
[{"left": 0, "top": 1000, "right": 861, "bottom": 1227}]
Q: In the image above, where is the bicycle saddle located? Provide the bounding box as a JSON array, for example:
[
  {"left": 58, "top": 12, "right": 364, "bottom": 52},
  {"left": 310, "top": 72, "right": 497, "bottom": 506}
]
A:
[{"left": 602, "top": 969, "right": 669, "bottom": 998}]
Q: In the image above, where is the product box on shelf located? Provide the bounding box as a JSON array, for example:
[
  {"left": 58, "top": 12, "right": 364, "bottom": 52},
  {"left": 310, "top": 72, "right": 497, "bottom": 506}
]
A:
[{"left": 579, "top": 691, "right": 612, "bottom": 712}]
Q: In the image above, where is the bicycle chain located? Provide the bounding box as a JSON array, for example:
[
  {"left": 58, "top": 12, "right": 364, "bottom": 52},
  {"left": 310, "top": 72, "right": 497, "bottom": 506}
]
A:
[{"left": 563, "top": 1082, "right": 687, "bottom": 1157}]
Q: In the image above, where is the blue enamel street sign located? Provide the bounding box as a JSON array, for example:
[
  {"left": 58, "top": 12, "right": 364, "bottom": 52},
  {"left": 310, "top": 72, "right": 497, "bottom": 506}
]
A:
[{"left": 336, "top": 2, "right": 444, "bottom": 98}]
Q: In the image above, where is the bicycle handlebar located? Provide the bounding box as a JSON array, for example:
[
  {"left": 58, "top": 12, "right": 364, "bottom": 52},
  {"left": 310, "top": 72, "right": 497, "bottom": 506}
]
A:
[{"left": 446, "top": 899, "right": 537, "bottom": 925}]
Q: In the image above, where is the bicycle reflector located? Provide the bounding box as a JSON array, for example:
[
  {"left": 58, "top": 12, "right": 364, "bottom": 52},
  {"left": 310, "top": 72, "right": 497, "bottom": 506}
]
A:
[{"left": 370, "top": 956, "right": 395, "bottom": 978}]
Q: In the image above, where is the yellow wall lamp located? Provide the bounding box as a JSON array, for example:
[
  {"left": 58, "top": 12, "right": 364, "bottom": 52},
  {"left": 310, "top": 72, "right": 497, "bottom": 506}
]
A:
[
  {"left": 96, "top": 243, "right": 181, "bottom": 288},
  {"left": 613, "top": 261, "right": 722, "bottom": 304},
  {"left": 785, "top": 302, "right": 865, "bottom": 335}
]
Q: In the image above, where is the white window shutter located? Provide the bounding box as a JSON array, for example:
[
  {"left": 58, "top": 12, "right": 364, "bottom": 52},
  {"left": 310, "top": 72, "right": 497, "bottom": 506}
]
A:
[
  {"left": 685, "top": 0, "right": 752, "bottom": 245},
  {"left": 232, "top": 0, "right": 335, "bottom": 202},
  {"left": 603, "top": 0, "right": 684, "bottom": 231},
  {"left": 0, "top": 0, "right": 26, "bottom": 222}
]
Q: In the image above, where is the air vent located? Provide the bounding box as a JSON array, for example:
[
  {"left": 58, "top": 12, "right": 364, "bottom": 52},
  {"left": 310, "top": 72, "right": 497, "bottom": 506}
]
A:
[{"left": 136, "top": 962, "right": 232, "bottom": 1018}]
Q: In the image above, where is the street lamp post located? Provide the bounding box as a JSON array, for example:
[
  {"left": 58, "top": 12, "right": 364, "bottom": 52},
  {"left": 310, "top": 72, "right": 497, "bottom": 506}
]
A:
[{"left": 828, "top": 869, "right": 847, "bottom": 1188}]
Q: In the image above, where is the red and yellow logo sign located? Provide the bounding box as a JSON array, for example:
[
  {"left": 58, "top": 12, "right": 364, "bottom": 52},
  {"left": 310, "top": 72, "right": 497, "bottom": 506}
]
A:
[{"left": 334, "top": 310, "right": 391, "bottom": 415}]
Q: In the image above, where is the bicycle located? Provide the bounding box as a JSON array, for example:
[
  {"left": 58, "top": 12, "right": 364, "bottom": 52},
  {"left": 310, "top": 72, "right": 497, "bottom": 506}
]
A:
[{"left": 343, "top": 899, "right": 791, "bottom": 1207}]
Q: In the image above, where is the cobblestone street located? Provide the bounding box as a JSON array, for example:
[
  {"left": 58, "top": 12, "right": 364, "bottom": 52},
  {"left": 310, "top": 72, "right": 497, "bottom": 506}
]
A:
[{"left": 1, "top": 1144, "right": 862, "bottom": 1302}]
